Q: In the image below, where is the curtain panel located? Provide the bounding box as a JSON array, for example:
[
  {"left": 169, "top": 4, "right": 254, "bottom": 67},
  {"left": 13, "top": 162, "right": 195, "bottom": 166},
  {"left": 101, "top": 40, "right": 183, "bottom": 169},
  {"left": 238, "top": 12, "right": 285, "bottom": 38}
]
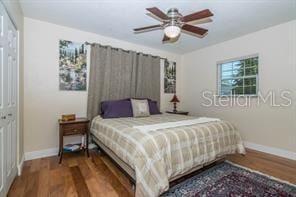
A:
[
  {"left": 135, "top": 53, "right": 160, "bottom": 105},
  {"left": 87, "top": 44, "right": 161, "bottom": 119}
]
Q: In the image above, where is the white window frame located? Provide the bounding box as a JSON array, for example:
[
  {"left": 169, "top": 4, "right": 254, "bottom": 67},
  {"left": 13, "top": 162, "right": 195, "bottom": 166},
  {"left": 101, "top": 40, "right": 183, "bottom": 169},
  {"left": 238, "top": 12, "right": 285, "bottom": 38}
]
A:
[{"left": 217, "top": 54, "right": 259, "bottom": 96}]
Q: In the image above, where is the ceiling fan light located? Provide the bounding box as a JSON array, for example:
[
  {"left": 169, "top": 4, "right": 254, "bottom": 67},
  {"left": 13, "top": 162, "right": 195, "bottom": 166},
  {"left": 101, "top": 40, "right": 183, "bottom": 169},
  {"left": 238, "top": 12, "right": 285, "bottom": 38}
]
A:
[{"left": 164, "top": 25, "right": 181, "bottom": 38}]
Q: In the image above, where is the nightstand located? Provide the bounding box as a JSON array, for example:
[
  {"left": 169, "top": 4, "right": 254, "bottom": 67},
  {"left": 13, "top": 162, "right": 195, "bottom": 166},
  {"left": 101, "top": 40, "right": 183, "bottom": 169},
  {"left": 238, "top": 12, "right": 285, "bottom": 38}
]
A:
[
  {"left": 58, "top": 118, "right": 89, "bottom": 163},
  {"left": 166, "top": 111, "right": 189, "bottom": 115}
]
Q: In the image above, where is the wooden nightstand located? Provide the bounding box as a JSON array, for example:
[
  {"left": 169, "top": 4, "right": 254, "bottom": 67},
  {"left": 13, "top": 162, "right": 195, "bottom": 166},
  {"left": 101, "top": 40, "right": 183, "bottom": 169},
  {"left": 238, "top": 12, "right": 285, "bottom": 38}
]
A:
[
  {"left": 166, "top": 111, "right": 189, "bottom": 115},
  {"left": 58, "top": 118, "right": 90, "bottom": 163}
]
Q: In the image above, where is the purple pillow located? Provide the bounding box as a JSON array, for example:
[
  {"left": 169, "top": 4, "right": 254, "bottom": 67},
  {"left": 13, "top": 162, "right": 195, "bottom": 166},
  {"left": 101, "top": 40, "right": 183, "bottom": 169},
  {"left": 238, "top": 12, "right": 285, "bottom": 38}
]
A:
[
  {"left": 148, "top": 100, "right": 161, "bottom": 115},
  {"left": 101, "top": 99, "right": 133, "bottom": 119}
]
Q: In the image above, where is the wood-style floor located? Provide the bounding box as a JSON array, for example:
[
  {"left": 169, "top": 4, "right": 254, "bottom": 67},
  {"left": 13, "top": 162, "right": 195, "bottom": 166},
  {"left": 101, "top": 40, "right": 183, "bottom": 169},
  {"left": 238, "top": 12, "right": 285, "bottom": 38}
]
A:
[{"left": 8, "top": 149, "right": 296, "bottom": 197}]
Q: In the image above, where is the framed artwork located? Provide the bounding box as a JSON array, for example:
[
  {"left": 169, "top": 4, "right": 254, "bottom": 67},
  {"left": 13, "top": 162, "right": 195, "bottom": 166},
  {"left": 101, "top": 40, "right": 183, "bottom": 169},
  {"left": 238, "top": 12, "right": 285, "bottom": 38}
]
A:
[
  {"left": 59, "top": 40, "right": 87, "bottom": 91},
  {"left": 164, "top": 60, "right": 176, "bottom": 94}
]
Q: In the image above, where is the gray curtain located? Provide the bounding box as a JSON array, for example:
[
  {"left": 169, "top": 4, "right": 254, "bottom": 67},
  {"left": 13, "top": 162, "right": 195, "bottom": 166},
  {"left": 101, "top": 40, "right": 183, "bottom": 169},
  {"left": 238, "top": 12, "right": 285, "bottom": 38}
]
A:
[
  {"left": 134, "top": 53, "right": 160, "bottom": 105},
  {"left": 87, "top": 44, "right": 161, "bottom": 119}
]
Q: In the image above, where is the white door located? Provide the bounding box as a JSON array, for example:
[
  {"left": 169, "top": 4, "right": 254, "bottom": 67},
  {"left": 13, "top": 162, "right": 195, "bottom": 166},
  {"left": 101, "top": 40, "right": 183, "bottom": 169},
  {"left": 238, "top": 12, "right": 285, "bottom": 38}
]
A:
[{"left": 0, "top": 2, "right": 18, "bottom": 196}]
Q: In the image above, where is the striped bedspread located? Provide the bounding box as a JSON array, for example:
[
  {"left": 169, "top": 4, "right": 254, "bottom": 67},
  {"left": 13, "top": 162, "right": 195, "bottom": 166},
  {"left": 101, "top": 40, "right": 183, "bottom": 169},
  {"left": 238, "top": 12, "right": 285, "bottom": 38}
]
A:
[{"left": 91, "top": 114, "right": 245, "bottom": 197}]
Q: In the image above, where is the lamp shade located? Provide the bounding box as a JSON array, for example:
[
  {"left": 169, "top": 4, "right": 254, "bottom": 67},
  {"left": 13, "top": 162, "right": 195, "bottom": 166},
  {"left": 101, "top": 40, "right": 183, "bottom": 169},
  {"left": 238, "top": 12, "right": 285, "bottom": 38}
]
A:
[
  {"left": 164, "top": 25, "right": 181, "bottom": 38},
  {"left": 170, "top": 94, "right": 180, "bottom": 103}
]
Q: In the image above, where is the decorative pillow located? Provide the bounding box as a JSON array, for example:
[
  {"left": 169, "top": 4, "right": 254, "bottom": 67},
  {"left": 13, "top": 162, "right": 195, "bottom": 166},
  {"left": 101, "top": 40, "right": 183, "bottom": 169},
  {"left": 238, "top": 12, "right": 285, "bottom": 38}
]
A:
[
  {"left": 148, "top": 100, "right": 161, "bottom": 115},
  {"left": 131, "top": 99, "right": 150, "bottom": 117},
  {"left": 101, "top": 99, "right": 133, "bottom": 118}
]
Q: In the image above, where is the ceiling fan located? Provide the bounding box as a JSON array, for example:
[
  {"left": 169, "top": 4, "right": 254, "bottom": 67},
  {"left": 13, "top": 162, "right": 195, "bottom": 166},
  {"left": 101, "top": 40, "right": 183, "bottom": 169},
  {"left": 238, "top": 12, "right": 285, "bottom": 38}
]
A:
[{"left": 133, "top": 7, "right": 214, "bottom": 43}]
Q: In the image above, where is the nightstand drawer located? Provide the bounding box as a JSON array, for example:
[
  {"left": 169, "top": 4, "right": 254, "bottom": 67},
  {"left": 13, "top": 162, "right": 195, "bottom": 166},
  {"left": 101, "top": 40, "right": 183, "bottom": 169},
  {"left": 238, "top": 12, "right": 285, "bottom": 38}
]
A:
[{"left": 62, "top": 123, "right": 86, "bottom": 135}]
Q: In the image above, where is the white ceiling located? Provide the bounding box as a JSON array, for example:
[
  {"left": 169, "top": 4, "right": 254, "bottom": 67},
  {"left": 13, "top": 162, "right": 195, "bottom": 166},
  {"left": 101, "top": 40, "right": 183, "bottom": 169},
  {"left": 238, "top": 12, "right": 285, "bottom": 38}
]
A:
[{"left": 19, "top": 0, "right": 296, "bottom": 54}]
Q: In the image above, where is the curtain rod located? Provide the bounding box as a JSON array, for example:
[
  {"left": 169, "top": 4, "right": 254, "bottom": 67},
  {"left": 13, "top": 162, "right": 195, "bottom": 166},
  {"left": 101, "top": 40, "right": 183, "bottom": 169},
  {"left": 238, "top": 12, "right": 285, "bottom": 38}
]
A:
[{"left": 84, "top": 42, "right": 167, "bottom": 60}]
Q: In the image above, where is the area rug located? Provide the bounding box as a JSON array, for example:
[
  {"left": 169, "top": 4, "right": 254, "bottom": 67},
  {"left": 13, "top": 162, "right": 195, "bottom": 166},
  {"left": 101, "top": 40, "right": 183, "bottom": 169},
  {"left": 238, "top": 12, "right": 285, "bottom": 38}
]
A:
[{"left": 162, "top": 161, "right": 296, "bottom": 197}]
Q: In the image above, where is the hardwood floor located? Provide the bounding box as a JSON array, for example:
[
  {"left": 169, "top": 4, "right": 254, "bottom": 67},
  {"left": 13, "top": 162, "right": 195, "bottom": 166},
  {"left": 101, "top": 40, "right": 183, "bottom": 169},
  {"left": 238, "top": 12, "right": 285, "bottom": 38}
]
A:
[{"left": 8, "top": 149, "right": 296, "bottom": 197}]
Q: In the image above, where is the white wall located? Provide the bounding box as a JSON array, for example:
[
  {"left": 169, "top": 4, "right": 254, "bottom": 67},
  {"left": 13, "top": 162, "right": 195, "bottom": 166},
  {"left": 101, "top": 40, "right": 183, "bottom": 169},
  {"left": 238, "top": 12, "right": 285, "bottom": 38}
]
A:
[
  {"left": 24, "top": 16, "right": 295, "bottom": 157},
  {"left": 24, "top": 17, "right": 182, "bottom": 153},
  {"left": 2, "top": 0, "right": 24, "bottom": 165},
  {"left": 181, "top": 20, "right": 296, "bottom": 153}
]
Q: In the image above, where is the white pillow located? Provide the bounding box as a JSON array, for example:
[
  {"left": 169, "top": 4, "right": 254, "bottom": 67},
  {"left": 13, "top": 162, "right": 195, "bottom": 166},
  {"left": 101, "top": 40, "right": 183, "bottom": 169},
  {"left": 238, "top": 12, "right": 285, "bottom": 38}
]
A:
[{"left": 131, "top": 99, "right": 150, "bottom": 117}]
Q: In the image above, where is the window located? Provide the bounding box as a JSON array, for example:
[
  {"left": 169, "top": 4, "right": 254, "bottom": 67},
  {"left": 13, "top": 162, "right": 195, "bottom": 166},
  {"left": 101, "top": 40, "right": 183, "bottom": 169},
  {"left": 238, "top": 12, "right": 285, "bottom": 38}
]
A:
[{"left": 218, "top": 55, "right": 258, "bottom": 96}]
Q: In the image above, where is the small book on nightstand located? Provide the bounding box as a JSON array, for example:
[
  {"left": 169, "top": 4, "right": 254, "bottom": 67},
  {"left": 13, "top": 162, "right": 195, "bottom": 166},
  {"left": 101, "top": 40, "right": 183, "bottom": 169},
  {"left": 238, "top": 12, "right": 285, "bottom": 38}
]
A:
[{"left": 63, "top": 144, "right": 80, "bottom": 152}]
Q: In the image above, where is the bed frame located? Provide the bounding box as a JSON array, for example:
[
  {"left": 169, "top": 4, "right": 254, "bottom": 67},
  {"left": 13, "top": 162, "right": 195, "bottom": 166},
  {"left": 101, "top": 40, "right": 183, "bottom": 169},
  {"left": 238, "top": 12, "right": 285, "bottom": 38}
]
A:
[{"left": 92, "top": 135, "right": 225, "bottom": 186}]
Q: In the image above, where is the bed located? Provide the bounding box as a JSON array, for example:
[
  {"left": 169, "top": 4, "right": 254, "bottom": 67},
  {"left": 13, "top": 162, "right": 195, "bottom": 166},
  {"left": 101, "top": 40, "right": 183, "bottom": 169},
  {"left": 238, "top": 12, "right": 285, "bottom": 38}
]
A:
[{"left": 90, "top": 113, "right": 245, "bottom": 197}]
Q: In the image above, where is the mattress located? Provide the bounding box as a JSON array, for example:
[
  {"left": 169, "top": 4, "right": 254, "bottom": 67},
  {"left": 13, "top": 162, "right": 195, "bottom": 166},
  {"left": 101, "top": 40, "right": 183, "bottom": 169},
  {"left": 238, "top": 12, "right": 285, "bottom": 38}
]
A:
[{"left": 91, "top": 114, "right": 245, "bottom": 197}]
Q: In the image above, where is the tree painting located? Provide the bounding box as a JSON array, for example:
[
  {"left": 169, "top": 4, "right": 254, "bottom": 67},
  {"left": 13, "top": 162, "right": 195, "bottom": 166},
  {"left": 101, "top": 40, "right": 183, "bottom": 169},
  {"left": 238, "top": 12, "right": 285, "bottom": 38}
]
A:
[
  {"left": 59, "top": 40, "right": 87, "bottom": 91},
  {"left": 164, "top": 60, "right": 176, "bottom": 94}
]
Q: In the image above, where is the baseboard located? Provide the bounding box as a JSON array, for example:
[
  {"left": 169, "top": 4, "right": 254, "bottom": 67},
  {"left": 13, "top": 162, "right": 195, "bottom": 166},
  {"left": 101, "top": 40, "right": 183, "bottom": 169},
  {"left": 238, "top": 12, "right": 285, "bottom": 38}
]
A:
[
  {"left": 17, "top": 155, "right": 25, "bottom": 176},
  {"left": 24, "top": 141, "right": 295, "bottom": 161},
  {"left": 25, "top": 147, "right": 59, "bottom": 161},
  {"left": 244, "top": 141, "right": 296, "bottom": 160},
  {"left": 24, "top": 143, "right": 98, "bottom": 161}
]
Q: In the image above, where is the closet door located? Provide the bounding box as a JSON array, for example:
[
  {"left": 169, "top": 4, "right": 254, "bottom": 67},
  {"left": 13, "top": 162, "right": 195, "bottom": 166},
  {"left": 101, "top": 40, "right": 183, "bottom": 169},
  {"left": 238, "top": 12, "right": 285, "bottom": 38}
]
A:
[
  {"left": 0, "top": 4, "right": 7, "bottom": 196},
  {"left": 5, "top": 8, "right": 18, "bottom": 192},
  {"left": 0, "top": 2, "right": 18, "bottom": 196}
]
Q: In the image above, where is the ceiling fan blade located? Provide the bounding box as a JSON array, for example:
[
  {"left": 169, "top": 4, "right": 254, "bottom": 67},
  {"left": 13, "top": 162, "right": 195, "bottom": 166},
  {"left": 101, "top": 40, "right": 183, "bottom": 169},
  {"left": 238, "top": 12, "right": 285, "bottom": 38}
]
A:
[
  {"left": 134, "top": 24, "right": 162, "bottom": 33},
  {"left": 146, "top": 7, "right": 169, "bottom": 20},
  {"left": 146, "top": 13, "right": 164, "bottom": 22},
  {"left": 181, "top": 9, "right": 213, "bottom": 22},
  {"left": 162, "top": 34, "right": 180, "bottom": 44},
  {"left": 187, "top": 17, "right": 212, "bottom": 25},
  {"left": 182, "top": 24, "right": 208, "bottom": 36}
]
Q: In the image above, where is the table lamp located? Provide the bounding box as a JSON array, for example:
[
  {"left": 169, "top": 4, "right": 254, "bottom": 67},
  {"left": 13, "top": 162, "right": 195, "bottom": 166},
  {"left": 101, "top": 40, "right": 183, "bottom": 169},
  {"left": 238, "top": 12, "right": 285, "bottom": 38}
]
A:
[{"left": 170, "top": 94, "right": 180, "bottom": 113}]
